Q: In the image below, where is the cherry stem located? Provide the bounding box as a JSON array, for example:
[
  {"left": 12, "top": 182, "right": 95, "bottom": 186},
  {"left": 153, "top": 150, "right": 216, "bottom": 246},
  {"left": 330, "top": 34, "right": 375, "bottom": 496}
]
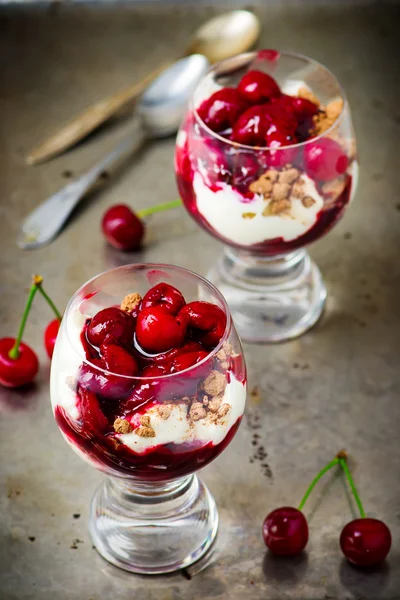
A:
[
  {"left": 298, "top": 456, "right": 340, "bottom": 511},
  {"left": 338, "top": 456, "right": 366, "bottom": 519},
  {"left": 137, "top": 199, "right": 181, "bottom": 219},
  {"left": 8, "top": 277, "right": 42, "bottom": 360},
  {"left": 37, "top": 284, "right": 62, "bottom": 321}
]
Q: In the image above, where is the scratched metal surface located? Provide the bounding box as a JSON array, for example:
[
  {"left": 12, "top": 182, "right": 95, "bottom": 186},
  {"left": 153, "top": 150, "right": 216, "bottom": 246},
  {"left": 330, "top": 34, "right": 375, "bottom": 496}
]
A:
[{"left": 0, "top": 3, "right": 399, "bottom": 599}]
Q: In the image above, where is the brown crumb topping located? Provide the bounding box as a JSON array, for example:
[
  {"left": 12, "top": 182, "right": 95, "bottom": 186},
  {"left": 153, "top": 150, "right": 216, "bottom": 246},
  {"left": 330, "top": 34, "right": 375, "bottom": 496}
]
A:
[
  {"left": 302, "top": 196, "right": 315, "bottom": 208},
  {"left": 272, "top": 182, "right": 291, "bottom": 202},
  {"left": 263, "top": 199, "right": 291, "bottom": 216},
  {"left": 135, "top": 426, "right": 156, "bottom": 438},
  {"left": 208, "top": 396, "right": 222, "bottom": 413},
  {"left": 189, "top": 402, "right": 207, "bottom": 421},
  {"left": 156, "top": 405, "right": 172, "bottom": 420},
  {"left": 114, "top": 418, "right": 133, "bottom": 434},
  {"left": 120, "top": 292, "right": 142, "bottom": 313},
  {"left": 203, "top": 370, "right": 227, "bottom": 396},
  {"left": 298, "top": 86, "right": 320, "bottom": 107},
  {"left": 217, "top": 403, "right": 230, "bottom": 418},
  {"left": 311, "top": 98, "right": 344, "bottom": 136},
  {"left": 242, "top": 212, "right": 256, "bottom": 219}
]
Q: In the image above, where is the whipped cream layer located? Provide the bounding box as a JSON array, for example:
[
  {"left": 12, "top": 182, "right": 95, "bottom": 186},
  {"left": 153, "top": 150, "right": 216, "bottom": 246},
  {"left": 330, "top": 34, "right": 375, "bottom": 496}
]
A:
[
  {"left": 194, "top": 171, "right": 324, "bottom": 246},
  {"left": 118, "top": 376, "right": 246, "bottom": 453}
]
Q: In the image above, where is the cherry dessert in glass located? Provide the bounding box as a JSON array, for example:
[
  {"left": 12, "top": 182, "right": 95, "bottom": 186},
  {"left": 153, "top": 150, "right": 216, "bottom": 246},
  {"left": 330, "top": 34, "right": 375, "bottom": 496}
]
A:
[
  {"left": 50, "top": 264, "right": 246, "bottom": 574},
  {"left": 175, "top": 50, "right": 358, "bottom": 342}
]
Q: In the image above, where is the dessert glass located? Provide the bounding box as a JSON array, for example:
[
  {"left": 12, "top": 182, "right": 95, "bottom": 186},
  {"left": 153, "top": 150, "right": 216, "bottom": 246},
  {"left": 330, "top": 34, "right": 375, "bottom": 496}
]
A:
[
  {"left": 50, "top": 264, "right": 246, "bottom": 574},
  {"left": 175, "top": 51, "right": 358, "bottom": 342}
]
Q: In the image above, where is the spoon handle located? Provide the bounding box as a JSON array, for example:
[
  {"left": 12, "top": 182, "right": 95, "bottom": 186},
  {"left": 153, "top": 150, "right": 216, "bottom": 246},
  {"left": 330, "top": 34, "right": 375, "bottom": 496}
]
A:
[
  {"left": 18, "top": 133, "right": 142, "bottom": 250},
  {"left": 25, "top": 61, "right": 173, "bottom": 166}
]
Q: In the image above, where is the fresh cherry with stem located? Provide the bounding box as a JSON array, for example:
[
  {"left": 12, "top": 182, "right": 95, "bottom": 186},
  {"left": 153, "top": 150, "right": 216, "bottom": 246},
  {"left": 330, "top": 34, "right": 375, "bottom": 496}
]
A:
[
  {"left": 0, "top": 276, "right": 41, "bottom": 388},
  {"left": 263, "top": 454, "right": 342, "bottom": 556},
  {"left": 36, "top": 280, "right": 63, "bottom": 359},
  {"left": 338, "top": 455, "right": 392, "bottom": 567},
  {"left": 102, "top": 199, "right": 182, "bottom": 251}
]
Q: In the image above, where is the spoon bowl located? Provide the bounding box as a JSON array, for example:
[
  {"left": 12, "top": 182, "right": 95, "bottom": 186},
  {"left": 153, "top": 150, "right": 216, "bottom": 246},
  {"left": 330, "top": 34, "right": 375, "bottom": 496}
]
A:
[
  {"left": 138, "top": 54, "right": 210, "bottom": 138},
  {"left": 188, "top": 10, "right": 261, "bottom": 64}
]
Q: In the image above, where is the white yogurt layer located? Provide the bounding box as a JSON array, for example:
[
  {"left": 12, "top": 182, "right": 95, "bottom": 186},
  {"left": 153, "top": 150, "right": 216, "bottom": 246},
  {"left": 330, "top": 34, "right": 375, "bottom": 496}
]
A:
[
  {"left": 118, "top": 375, "right": 246, "bottom": 453},
  {"left": 194, "top": 171, "right": 324, "bottom": 246}
]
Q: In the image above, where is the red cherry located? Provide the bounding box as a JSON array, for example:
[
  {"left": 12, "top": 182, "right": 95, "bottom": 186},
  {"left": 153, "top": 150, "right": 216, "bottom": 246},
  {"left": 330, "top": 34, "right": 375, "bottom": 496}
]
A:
[
  {"left": 265, "top": 100, "right": 298, "bottom": 136},
  {"left": 141, "top": 363, "right": 169, "bottom": 378},
  {"left": 267, "top": 131, "right": 299, "bottom": 168},
  {"left": 231, "top": 153, "right": 260, "bottom": 193},
  {"left": 86, "top": 307, "right": 135, "bottom": 349},
  {"left": 44, "top": 319, "right": 60, "bottom": 359},
  {"left": 141, "top": 282, "right": 186, "bottom": 316},
  {"left": 102, "top": 204, "right": 145, "bottom": 251},
  {"left": 197, "top": 87, "right": 248, "bottom": 133},
  {"left": 78, "top": 357, "right": 133, "bottom": 399},
  {"left": 190, "top": 137, "right": 232, "bottom": 185},
  {"left": 304, "top": 138, "right": 349, "bottom": 182},
  {"left": 144, "top": 341, "right": 205, "bottom": 366},
  {"left": 262, "top": 507, "right": 309, "bottom": 556},
  {"left": 136, "top": 306, "right": 187, "bottom": 353},
  {"left": 0, "top": 338, "right": 39, "bottom": 388},
  {"left": 78, "top": 387, "right": 109, "bottom": 434},
  {"left": 231, "top": 105, "right": 270, "bottom": 146},
  {"left": 340, "top": 518, "right": 392, "bottom": 567},
  {"left": 180, "top": 301, "right": 227, "bottom": 348},
  {"left": 170, "top": 350, "right": 209, "bottom": 374},
  {"left": 100, "top": 336, "right": 139, "bottom": 377},
  {"left": 291, "top": 97, "right": 319, "bottom": 120},
  {"left": 238, "top": 70, "right": 280, "bottom": 104}
]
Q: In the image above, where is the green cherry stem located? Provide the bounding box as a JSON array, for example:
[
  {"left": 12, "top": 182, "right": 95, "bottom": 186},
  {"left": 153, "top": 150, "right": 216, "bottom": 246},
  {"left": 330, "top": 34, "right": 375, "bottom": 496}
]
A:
[
  {"left": 137, "top": 199, "right": 181, "bottom": 219},
  {"left": 36, "top": 283, "right": 62, "bottom": 321},
  {"left": 298, "top": 455, "right": 341, "bottom": 511},
  {"left": 8, "top": 275, "right": 43, "bottom": 360},
  {"left": 338, "top": 456, "right": 366, "bottom": 519}
]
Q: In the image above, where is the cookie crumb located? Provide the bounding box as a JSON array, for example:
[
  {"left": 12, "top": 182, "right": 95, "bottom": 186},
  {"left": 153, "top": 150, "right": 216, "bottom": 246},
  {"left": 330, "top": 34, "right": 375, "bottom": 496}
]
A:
[
  {"left": 302, "top": 196, "right": 315, "bottom": 208},
  {"left": 298, "top": 86, "right": 320, "bottom": 106},
  {"left": 265, "top": 199, "right": 291, "bottom": 216},
  {"left": 242, "top": 212, "right": 256, "bottom": 219},
  {"left": 272, "top": 182, "right": 291, "bottom": 202},
  {"left": 140, "top": 415, "right": 151, "bottom": 427},
  {"left": 189, "top": 402, "right": 207, "bottom": 421},
  {"left": 135, "top": 425, "right": 156, "bottom": 438},
  {"left": 321, "top": 177, "right": 346, "bottom": 199},
  {"left": 208, "top": 396, "right": 222, "bottom": 413},
  {"left": 217, "top": 403, "right": 230, "bottom": 418},
  {"left": 157, "top": 405, "right": 172, "bottom": 420},
  {"left": 114, "top": 418, "right": 133, "bottom": 434},
  {"left": 203, "top": 370, "right": 227, "bottom": 396},
  {"left": 278, "top": 168, "right": 300, "bottom": 185},
  {"left": 120, "top": 292, "right": 142, "bottom": 313}
]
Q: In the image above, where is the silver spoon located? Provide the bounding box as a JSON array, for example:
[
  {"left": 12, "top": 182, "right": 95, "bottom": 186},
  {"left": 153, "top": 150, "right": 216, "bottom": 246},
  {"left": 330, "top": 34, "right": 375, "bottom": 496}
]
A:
[{"left": 17, "top": 54, "right": 209, "bottom": 250}]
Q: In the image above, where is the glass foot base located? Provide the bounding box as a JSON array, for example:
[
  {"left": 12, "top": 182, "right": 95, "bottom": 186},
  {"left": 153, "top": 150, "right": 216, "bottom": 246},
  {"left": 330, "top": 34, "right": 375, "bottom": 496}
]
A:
[
  {"left": 207, "top": 248, "right": 327, "bottom": 343},
  {"left": 89, "top": 474, "right": 218, "bottom": 574}
]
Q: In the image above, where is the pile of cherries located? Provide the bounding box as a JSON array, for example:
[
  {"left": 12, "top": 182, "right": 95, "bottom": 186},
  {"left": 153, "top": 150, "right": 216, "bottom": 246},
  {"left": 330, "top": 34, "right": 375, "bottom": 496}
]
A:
[
  {"left": 0, "top": 275, "right": 62, "bottom": 388},
  {"left": 190, "top": 68, "right": 348, "bottom": 186},
  {"left": 79, "top": 282, "right": 226, "bottom": 398},
  {"left": 263, "top": 452, "right": 392, "bottom": 568}
]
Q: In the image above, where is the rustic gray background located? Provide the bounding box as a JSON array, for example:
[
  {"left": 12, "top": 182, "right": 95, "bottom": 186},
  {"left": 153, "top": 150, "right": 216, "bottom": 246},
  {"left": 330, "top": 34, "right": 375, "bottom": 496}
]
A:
[{"left": 0, "top": 3, "right": 400, "bottom": 599}]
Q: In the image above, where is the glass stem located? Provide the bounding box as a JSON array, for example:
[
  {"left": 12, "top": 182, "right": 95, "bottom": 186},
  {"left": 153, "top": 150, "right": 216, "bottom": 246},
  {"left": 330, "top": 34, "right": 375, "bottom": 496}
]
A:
[
  {"left": 137, "top": 199, "right": 181, "bottom": 219},
  {"left": 8, "top": 279, "right": 41, "bottom": 360},
  {"left": 338, "top": 457, "right": 366, "bottom": 518},
  {"left": 37, "top": 285, "right": 62, "bottom": 321},
  {"left": 298, "top": 456, "right": 340, "bottom": 511}
]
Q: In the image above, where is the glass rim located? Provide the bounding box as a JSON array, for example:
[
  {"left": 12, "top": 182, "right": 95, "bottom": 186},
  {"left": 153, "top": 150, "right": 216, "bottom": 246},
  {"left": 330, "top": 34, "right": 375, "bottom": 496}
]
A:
[
  {"left": 63, "top": 263, "right": 233, "bottom": 381},
  {"left": 191, "top": 49, "right": 349, "bottom": 152}
]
